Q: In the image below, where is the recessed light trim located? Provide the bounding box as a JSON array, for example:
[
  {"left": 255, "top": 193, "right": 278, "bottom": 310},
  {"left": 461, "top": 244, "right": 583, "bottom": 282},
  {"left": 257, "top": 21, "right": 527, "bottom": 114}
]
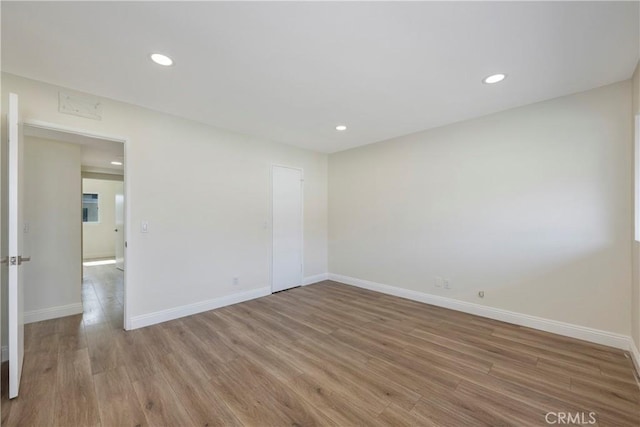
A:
[
  {"left": 335, "top": 125, "right": 347, "bottom": 131},
  {"left": 483, "top": 73, "right": 506, "bottom": 84},
  {"left": 150, "top": 53, "right": 173, "bottom": 66},
  {"left": 111, "top": 161, "right": 123, "bottom": 166}
]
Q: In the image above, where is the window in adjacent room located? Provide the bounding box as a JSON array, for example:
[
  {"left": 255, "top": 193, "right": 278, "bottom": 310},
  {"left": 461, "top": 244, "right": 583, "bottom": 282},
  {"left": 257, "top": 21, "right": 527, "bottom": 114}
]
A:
[{"left": 82, "top": 193, "right": 99, "bottom": 223}]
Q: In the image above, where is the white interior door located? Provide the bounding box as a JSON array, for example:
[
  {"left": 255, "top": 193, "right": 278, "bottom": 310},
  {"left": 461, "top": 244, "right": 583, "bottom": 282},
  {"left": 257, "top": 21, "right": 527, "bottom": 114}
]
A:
[
  {"left": 272, "top": 166, "right": 303, "bottom": 293},
  {"left": 8, "top": 93, "right": 26, "bottom": 399},
  {"left": 115, "top": 192, "right": 124, "bottom": 271}
]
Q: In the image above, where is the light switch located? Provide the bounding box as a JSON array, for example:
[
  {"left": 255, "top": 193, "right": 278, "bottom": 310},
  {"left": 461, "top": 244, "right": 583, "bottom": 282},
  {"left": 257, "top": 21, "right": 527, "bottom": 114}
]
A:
[{"left": 141, "top": 221, "right": 149, "bottom": 233}]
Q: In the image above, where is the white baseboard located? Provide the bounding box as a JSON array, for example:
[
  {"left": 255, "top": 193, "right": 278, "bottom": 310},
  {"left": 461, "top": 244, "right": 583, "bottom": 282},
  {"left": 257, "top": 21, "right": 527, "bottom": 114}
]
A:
[
  {"left": 303, "top": 273, "right": 329, "bottom": 286},
  {"left": 1, "top": 346, "right": 7, "bottom": 363},
  {"left": 129, "top": 286, "right": 271, "bottom": 330},
  {"left": 328, "top": 273, "right": 631, "bottom": 350},
  {"left": 629, "top": 339, "right": 640, "bottom": 379},
  {"left": 24, "top": 303, "right": 84, "bottom": 324},
  {"left": 83, "top": 253, "right": 116, "bottom": 261}
]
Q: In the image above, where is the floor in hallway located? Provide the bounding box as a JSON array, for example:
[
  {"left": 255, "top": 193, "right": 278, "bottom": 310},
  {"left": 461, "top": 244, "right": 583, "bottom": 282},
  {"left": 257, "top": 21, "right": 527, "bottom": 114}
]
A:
[{"left": 81, "top": 261, "right": 124, "bottom": 330}]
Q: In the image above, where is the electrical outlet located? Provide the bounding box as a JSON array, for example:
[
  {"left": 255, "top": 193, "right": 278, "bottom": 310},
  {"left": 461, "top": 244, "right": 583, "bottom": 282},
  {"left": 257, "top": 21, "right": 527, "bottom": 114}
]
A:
[
  {"left": 444, "top": 279, "right": 451, "bottom": 290},
  {"left": 434, "top": 277, "right": 443, "bottom": 288},
  {"left": 232, "top": 277, "right": 239, "bottom": 285}
]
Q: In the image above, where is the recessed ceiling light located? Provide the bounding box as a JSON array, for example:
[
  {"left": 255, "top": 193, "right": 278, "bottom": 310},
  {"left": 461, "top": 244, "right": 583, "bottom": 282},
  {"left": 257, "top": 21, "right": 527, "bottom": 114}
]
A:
[
  {"left": 150, "top": 53, "right": 173, "bottom": 66},
  {"left": 335, "top": 125, "right": 347, "bottom": 131},
  {"left": 483, "top": 73, "right": 506, "bottom": 84},
  {"left": 111, "top": 161, "right": 123, "bottom": 166}
]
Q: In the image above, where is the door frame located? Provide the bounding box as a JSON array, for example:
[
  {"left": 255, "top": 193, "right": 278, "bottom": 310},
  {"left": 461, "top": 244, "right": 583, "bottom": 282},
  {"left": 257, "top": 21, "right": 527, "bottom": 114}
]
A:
[
  {"left": 270, "top": 164, "right": 304, "bottom": 293},
  {"left": 635, "top": 114, "right": 640, "bottom": 242},
  {"left": 22, "top": 119, "right": 132, "bottom": 330},
  {"left": 114, "top": 191, "right": 125, "bottom": 271},
  {"left": 7, "top": 92, "right": 23, "bottom": 398}
]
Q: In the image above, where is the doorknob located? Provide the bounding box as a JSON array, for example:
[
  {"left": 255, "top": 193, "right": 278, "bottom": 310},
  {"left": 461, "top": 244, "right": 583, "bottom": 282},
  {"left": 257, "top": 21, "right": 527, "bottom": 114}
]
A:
[
  {"left": 18, "top": 256, "right": 31, "bottom": 265},
  {"left": 0, "top": 256, "right": 7, "bottom": 264}
]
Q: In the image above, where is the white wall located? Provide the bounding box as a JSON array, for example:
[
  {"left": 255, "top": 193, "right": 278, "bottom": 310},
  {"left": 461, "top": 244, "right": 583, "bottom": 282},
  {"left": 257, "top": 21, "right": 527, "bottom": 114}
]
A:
[
  {"left": 1, "top": 73, "right": 328, "bottom": 338},
  {"left": 23, "top": 136, "right": 82, "bottom": 320},
  {"left": 329, "top": 81, "right": 633, "bottom": 336},
  {"left": 82, "top": 178, "right": 123, "bottom": 260}
]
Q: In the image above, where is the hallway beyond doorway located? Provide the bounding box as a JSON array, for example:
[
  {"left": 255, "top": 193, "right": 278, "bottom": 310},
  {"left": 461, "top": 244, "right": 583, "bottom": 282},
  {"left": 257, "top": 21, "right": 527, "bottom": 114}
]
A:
[{"left": 82, "top": 262, "right": 124, "bottom": 329}]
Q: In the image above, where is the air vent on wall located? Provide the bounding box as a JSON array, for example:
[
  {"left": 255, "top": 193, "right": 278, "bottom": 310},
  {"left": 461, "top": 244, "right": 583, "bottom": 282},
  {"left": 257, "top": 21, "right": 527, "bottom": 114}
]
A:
[{"left": 58, "top": 91, "right": 102, "bottom": 120}]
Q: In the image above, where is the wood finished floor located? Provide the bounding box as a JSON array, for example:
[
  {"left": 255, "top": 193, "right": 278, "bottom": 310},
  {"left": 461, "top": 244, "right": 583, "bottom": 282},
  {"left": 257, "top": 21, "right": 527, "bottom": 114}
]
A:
[{"left": 2, "top": 264, "right": 639, "bottom": 426}]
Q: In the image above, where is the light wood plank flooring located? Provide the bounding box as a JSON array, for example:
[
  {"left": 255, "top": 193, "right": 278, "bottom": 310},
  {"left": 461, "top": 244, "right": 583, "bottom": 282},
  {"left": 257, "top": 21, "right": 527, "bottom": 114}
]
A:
[{"left": 2, "top": 264, "right": 639, "bottom": 426}]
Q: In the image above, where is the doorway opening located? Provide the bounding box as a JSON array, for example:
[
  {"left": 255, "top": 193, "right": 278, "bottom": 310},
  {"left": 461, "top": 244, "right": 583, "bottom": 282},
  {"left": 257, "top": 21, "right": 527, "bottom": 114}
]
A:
[{"left": 23, "top": 121, "right": 129, "bottom": 330}]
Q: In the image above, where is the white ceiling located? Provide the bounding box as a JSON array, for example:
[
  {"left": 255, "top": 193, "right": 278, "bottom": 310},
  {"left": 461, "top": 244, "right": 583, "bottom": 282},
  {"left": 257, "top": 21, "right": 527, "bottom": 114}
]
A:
[
  {"left": 3, "top": 1, "right": 639, "bottom": 153},
  {"left": 24, "top": 124, "right": 124, "bottom": 175}
]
